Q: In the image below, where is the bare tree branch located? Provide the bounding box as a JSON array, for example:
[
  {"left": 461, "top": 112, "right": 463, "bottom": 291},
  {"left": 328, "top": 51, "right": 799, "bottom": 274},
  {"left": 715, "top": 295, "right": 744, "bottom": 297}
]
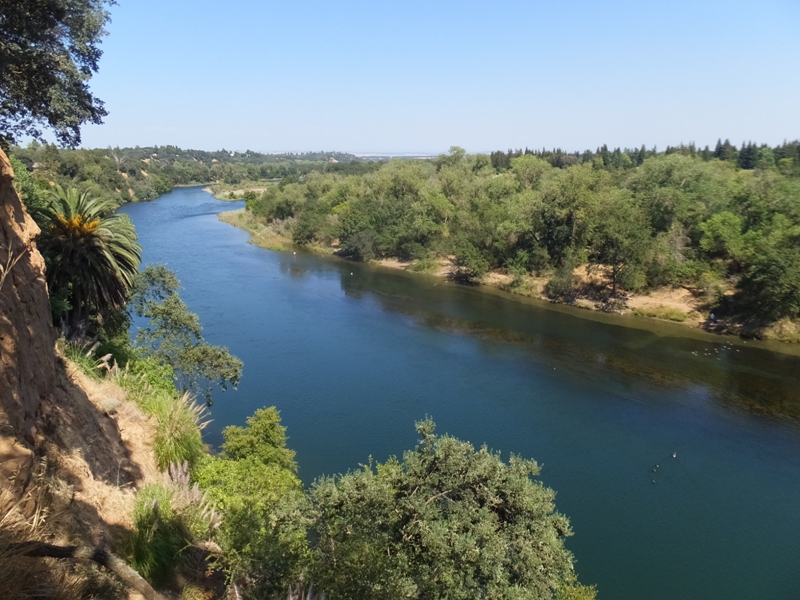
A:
[{"left": 10, "top": 541, "right": 166, "bottom": 600}]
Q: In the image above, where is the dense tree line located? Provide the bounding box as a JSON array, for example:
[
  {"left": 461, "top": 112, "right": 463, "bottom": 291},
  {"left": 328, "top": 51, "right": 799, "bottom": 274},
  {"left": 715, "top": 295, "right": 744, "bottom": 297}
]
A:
[
  {"left": 10, "top": 142, "right": 383, "bottom": 204},
  {"left": 246, "top": 145, "right": 800, "bottom": 324},
  {"left": 490, "top": 139, "right": 800, "bottom": 176}
]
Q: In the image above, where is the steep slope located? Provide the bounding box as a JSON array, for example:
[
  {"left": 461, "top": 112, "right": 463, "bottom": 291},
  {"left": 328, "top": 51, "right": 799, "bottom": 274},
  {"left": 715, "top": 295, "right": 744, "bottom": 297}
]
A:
[
  {"left": 0, "top": 148, "right": 158, "bottom": 597},
  {"left": 0, "top": 149, "right": 56, "bottom": 449}
]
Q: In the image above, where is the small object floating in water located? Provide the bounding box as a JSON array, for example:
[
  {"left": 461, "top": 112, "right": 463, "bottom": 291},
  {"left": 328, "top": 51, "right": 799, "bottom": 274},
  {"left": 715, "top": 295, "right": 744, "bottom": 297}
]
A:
[
  {"left": 673, "top": 452, "right": 677, "bottom": 458},
  {"left": 350, "top": 272, "right": 353, "bottom": 275},
  {"left": 293, "top": 251, "right": 296, "bottom": 255},
  {"left": 652, "top": 480, "right": 656, "bottom": 484}
]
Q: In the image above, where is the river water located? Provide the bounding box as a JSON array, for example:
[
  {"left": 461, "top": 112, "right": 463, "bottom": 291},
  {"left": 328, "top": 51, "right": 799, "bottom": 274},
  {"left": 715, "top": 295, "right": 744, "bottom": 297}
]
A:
[{"left": 121, "top": 187, "right": 800, "bottom": 600}]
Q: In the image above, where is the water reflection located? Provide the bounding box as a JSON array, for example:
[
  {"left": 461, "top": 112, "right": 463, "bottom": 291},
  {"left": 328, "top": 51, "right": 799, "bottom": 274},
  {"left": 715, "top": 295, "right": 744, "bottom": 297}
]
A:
[
  {"left": 333, "top": 257, "right": 800, "bottom": 421},
  {"left": 279, "top": 260, "right": 311, "bottom": 280}
]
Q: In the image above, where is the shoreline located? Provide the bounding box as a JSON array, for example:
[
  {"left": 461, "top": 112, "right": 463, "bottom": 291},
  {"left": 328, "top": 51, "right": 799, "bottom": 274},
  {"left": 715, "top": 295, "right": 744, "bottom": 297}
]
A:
[{"left": 216, "top": 205, "right": 800, "bottom": 354}]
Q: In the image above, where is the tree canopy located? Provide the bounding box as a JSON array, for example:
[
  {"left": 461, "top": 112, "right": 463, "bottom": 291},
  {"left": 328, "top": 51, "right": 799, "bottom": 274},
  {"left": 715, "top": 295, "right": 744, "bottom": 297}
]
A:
[
  {"left": 130, "top": 265, "right": 243, "bottom": 400},
  {"left": 306, "top": 419, "right": 595, "bottom": 600},
  {"left": 0, "top": 0, "right": 113, "bottom": 147},
  {"left": 239, "top": 145, "right": 800, "bottom": 324}
]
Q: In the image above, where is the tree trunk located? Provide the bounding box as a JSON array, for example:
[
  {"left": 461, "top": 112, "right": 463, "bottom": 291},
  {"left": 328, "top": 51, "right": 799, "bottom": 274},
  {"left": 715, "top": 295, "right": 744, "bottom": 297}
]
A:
[{"left": 10, "top": 541, "right": 166, "bottom": 600}]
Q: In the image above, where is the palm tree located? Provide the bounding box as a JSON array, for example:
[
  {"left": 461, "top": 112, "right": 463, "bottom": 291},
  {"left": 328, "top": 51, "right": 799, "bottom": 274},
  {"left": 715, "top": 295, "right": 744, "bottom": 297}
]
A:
[{"left": 40, "top": 186, "right": 141, "bottom": 335}]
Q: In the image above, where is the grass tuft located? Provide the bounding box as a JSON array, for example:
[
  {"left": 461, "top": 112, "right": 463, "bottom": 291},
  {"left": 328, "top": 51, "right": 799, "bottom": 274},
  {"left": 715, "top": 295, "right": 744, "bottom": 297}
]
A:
[
  {"left": 125, "top": 464, "right": 219, "bottom": 588},
  {"left": 153, "top": 393, "right": 210, "bottom": 472},
  {"left": 632, "top": 306, "right": 691, "bottom": 322}
]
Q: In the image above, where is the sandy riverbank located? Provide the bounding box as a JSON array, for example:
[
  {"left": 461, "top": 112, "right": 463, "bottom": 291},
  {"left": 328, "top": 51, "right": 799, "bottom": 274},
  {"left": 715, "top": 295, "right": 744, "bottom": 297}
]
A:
[{"left": 219, "top": 207, "right": 712, "bottom": 329}]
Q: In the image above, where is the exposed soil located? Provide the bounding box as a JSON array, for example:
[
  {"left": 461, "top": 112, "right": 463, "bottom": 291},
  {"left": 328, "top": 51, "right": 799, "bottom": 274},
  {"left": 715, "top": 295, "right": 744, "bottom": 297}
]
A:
[
  {"left": 218, "top": 207, "right": 800, "bottom": 343},
  {"left": 627, "top": 286, "right": 703, "bottom": 314},
  {"left": 49, "top": 359, "right": 159, "bottom": 544}
]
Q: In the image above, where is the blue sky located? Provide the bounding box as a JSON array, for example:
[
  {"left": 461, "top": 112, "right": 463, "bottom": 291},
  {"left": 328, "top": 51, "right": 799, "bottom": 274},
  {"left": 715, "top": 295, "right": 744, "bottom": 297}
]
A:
[{"left": 80, "top": 0, "right": 800, "bottom": 154}]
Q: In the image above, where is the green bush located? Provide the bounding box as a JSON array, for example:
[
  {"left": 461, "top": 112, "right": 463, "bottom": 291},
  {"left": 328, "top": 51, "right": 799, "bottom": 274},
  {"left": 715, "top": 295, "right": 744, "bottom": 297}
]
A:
[
  {"left": 127, "top": 484, "right": 190, "bottom": 587},
  {"left": 546, "top": 265, "right": 580, "bottom": 299},
  {"left": 453, "top": 241, "right": 489, "bottom": 282},
  {"left": 61, "top": 340, "right": 104, "bottom": 379},
  {"left": 219, "top": 407, "right": 296, "bottom": 471},
  {"left": 306, "top": 419, "right": 595, "bottom": 600},
  {"left": 114, "top": 357, "right": 177, "bottom": 416},
  {"left": 408, "top": 256, "right": 439, "bottom": 273},
  {"left": 193, "top": 407, "right": 307, "bottom": 599}
]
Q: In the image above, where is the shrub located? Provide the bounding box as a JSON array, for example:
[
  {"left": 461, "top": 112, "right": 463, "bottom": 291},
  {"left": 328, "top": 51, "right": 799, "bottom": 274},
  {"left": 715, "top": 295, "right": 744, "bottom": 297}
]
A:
[
  {"left": 219, "top": 407, "right": 296, "bottom": 471},
  {"left": 408, "top": 256, "right": 439, "bottom": 273},
  {"left": 127, "top": 484, "right": 189, "bottom": 586},
  {"left": 453, "top": 241, "right": 490, "bottom": 283},
  {"left": 193, "top": 407, "right": 307, "bottom": 598},
  {"left": 546, "top": 265, "right": 580, "bottom": 299},
  {"left": 126, "top": 465, "right": 218, "bottom": 588},
  {"left": 61, "top": 340, "right": 105, "bottom": 379},
  {"left": 153, "top": 393, "right": 209, "bottom": 472},
  {"left": 306, "top": 419, "right": 595, "bottom": 600}
]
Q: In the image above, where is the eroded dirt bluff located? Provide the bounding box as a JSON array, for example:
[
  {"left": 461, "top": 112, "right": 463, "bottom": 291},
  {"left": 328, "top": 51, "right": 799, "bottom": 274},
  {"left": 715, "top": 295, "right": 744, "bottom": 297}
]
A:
[
  {"left": 0, "top": 148, "right": 157, "bottom": 543},
  {"left": 0, "top": 148, "right": 56, "bottom": 478}
]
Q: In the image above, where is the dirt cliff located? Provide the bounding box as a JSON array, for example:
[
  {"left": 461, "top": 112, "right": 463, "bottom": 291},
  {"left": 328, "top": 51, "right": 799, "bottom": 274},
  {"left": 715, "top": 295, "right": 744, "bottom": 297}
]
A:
[
  {"left": 0, "top": 149, "right": 56, "bottom": 446},
  {"left": 0, "top": 148, "right": 158, "bottom": 597}
]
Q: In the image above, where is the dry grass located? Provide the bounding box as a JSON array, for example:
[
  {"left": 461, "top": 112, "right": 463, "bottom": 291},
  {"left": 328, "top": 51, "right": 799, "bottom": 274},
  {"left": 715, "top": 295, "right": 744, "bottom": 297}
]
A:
[
  {"left": 759, "top": 318, "right": 800, "bottom": 343},
  {"left": 218, "top": 208, "right": 294, "bottom": 251},
  {"left": 0, "top": 470, "right": 124, "bottom": 600},
  {"left": 0, "top": 354, "right": 161, "bottom": 599}
]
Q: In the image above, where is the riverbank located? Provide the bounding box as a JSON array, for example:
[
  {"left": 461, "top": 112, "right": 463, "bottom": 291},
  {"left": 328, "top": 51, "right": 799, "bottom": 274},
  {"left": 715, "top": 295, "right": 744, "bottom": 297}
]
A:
[
  {"left": 218, "top": 208, "right": 709, "bottom": 324},
  {"left": 217, "top": 206, "right": 800, "bottom": 345}
]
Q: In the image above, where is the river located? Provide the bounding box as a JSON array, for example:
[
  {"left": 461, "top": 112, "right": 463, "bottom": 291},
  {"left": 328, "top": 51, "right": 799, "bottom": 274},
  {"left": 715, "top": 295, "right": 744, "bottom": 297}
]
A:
[{"left": 121, "top": 186, "right": 800, "bottom": 600}]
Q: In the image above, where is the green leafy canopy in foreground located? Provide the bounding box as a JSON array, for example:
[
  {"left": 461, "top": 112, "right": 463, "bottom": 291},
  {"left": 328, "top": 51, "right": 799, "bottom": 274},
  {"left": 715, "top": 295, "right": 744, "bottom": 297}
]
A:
[
  {"left": 194, "top": 407, "right": 307, "bottom": 599},
  {"left": 306, "top": 419, "right": 596, "bottom": 600},
  {"left": 191, "top": 411, "right": 594, "bottom": 599}
]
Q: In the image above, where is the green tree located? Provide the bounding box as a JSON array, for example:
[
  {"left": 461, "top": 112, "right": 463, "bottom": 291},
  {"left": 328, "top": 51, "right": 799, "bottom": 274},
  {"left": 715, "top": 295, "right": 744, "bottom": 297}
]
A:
[
  {"left": 510, "top": 154, "right": 552, "bottom": 189},
  {"left": 219, "top": 407, "right": 297, "bottom": 472},
  {"left": 8, "top": 153, "right": 48, "bottom": 224},
  {"left": 307, "top": 419, "right": 595, "bottom": 600},
  {"left": 698, "top": 211, "right": 743, "bottom": 259},
  {"left": 40, "top": 185, "right": 141, "bottom": 335},
  {"left": 734, "top": 217, "right": 800, "bottom": 320},
  {"left": 0, "top": 0, "right": 112, "bottom": 147},
  {"left": 588, "top": 191, "right": 651, "bottom": 294},
  {"left": 453, "top": 238, "right": 490, "bottom": 282},
  {"left": 131, "top": 265, "right": 243, "bottom": 401},
  {"left": 194, "top": 407, "right": 307, "bottom": 599},
  {"left": 537, "top": 164, "right": 606, "bottom": 267}
]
